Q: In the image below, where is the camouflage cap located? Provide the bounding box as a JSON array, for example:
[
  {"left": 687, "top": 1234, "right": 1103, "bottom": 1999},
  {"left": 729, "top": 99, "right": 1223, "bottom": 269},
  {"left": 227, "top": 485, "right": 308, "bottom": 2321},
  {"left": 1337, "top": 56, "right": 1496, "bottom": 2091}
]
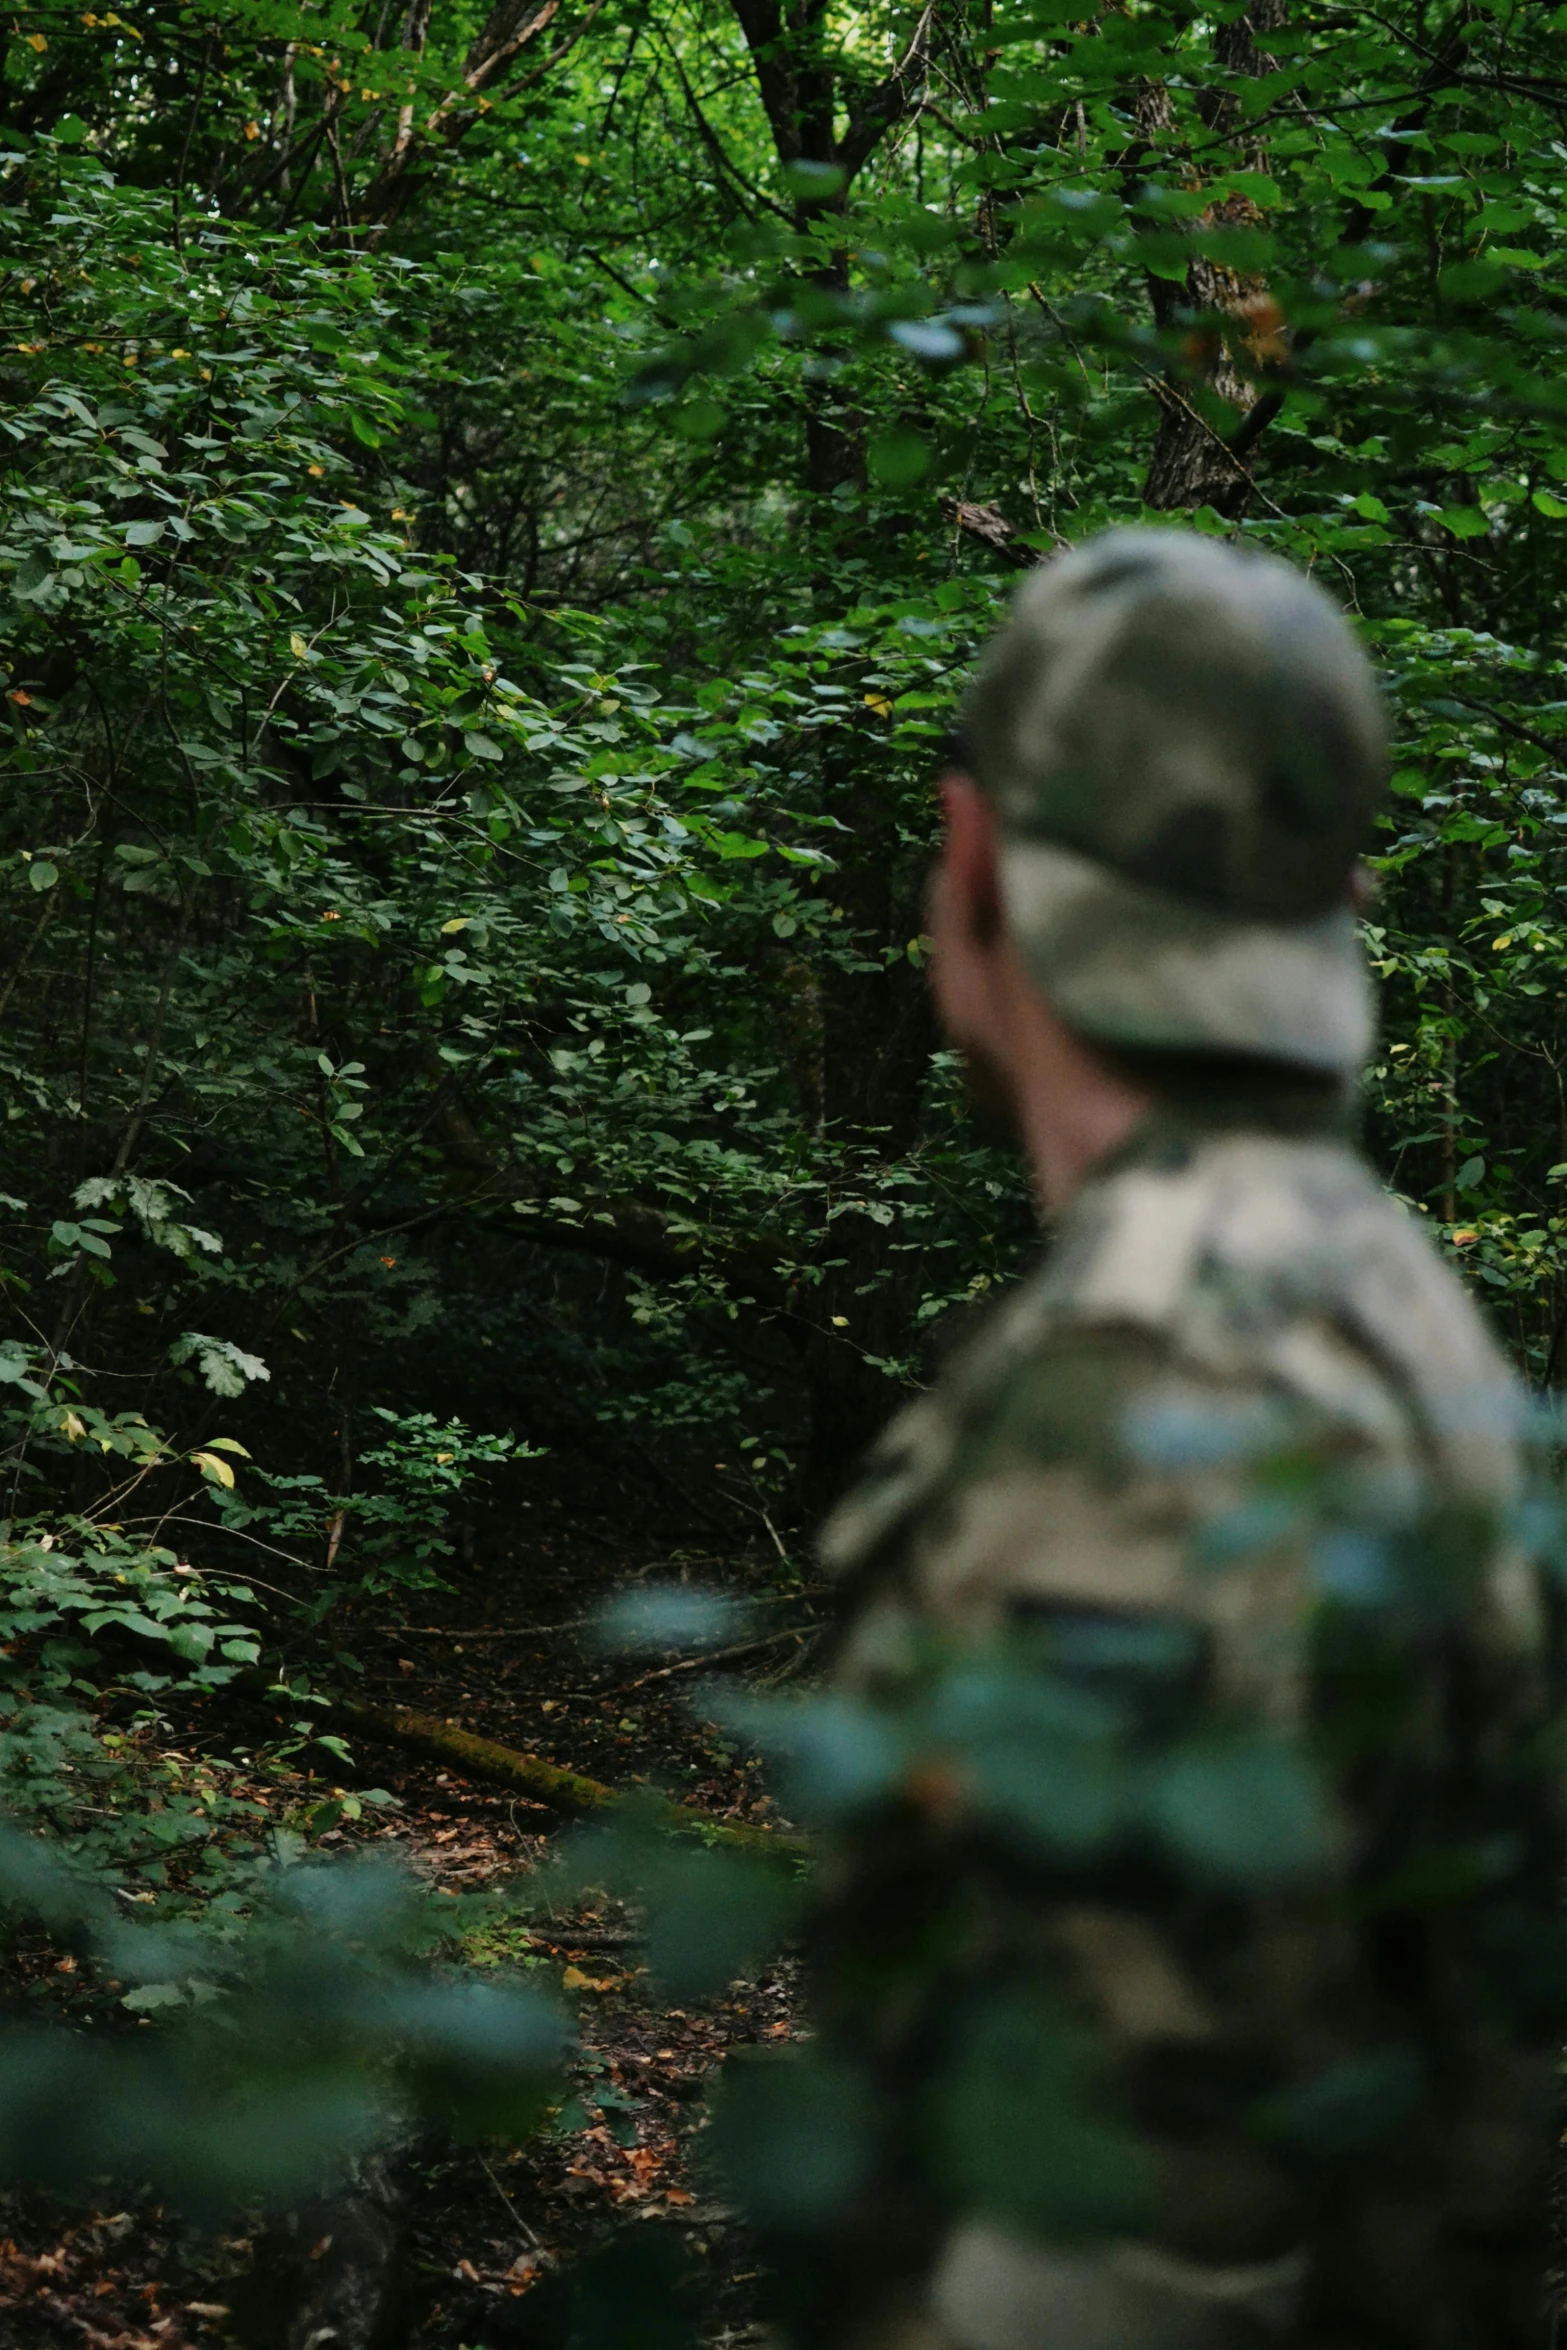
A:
[{"left": 961, "top": 528, "right": 1387, "bottom": 1074}]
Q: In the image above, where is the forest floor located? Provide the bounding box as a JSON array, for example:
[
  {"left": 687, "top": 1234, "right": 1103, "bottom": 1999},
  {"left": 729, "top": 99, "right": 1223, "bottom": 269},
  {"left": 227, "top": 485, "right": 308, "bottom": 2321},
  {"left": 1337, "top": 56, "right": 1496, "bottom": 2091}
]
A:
[{"left": 0, "top": 1465, "right": 820, "bottom": 2350}]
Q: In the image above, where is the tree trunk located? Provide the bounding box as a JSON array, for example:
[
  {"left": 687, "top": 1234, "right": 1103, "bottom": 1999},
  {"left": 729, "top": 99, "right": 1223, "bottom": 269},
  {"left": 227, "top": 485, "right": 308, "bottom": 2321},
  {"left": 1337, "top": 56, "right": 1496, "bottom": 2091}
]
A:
[
  {"left": 1141, "top": 1, "right": 1287, "bottom": 514},
  {"left": 720, "top": 0, "right": 944, "bottom": 1494}
]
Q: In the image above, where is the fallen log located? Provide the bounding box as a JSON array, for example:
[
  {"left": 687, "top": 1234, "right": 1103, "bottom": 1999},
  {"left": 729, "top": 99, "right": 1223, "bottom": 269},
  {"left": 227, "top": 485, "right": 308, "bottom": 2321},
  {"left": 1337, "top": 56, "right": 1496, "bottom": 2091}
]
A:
[{"left": 235, "top": 1672, "right": 807, "bottom": 1862}]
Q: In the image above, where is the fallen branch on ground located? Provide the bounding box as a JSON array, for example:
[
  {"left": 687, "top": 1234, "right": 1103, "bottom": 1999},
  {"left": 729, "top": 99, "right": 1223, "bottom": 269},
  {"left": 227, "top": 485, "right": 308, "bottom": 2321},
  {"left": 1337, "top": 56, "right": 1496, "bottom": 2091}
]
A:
[
  {"left": 382, "top": 1617, "right": 600, "bottom": 1642},
  {"left": 619, "top": 1628, "right": 809, "bottom": 1690},
  {"left": 521, "top": 1926, "right": 641, "bottom": 1951},
  {"left": 382, "top": 1590, "right": 826, "bottom": 1643},
  {"left": 235, "top": 1672, "right": 807, "bottom": 1861}
]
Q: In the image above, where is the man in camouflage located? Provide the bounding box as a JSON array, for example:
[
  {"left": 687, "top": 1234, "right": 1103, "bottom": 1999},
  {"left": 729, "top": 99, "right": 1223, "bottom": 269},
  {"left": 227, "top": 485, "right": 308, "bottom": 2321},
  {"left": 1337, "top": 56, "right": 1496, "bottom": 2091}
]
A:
[{"left": 807, "top": 532, "right": 1560, "bottom": 2350}]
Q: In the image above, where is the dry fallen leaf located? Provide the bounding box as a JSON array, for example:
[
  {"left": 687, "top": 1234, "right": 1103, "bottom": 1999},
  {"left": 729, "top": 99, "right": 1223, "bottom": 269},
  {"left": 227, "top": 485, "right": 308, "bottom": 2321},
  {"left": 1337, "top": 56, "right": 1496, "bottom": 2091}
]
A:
[{"left": 562, "top": 1965, "right": 621, "bottom": 1994}]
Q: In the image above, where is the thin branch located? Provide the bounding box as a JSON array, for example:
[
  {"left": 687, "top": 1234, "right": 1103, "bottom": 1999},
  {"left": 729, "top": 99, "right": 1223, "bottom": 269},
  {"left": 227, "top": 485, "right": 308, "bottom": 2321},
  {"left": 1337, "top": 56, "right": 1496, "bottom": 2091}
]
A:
[
  {"left": 618, "top": 1628, "right": 809, "bottom": 1688},
  {"left": 836, "top": 0, "right": 938, "bottom": 182}
]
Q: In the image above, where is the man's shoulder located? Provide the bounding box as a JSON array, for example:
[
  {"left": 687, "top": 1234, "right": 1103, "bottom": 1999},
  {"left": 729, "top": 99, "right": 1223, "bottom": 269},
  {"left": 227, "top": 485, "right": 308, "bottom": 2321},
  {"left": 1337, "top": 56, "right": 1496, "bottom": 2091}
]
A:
[
  {"left": 822, "top": 1125, "right": 1522, "bottom": 1588},
  {"left": 1043, "top": 1124, "right": 1515, "bottom": 1433},
  {"left": 945, "top": 1124, "right": 1512, "bottom": 1427}
]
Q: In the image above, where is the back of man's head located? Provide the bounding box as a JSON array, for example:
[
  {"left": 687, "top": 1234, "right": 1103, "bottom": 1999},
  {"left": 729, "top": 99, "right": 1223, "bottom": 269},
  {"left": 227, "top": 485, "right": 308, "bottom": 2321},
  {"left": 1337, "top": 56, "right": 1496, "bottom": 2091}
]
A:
[{"left": 960, "top": 529, "right": 1388, "bottom": 1078}]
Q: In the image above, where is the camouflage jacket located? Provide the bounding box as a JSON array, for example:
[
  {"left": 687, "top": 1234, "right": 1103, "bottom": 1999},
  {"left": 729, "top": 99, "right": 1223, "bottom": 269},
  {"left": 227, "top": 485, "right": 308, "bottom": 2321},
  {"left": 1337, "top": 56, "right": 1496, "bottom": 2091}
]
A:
[{"left": 808, "top": 1088, "right": 1560, "bottom": 2350}]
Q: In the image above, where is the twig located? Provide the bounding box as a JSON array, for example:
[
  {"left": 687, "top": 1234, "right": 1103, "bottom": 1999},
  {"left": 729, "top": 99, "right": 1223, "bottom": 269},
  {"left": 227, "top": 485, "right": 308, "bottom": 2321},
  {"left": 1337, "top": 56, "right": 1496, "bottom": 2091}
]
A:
[
  {"left": 521, "top": 1926, "right": 640, "bottom": 1951},
  {"left": 478, "top": 2153, "right": 542, "bottom": 2253},
  {"left": 0, "top": 892, "right": 60, "bottom": 1026},
  {"left": 385, "top": 1615, "right": 599, "bottom": 1641},
  {"left": 385, "top": 1591, "right": 823, "bottom": 1643},
  {"left": 619, "top": 1629, "right": 809, "bottom": 1689},
  {"left": 756, "top": 1502, "right": 794, "bottom": 1573},
  {"left": 131, "top": 1512, "right": 310, "bottom": 1576}
]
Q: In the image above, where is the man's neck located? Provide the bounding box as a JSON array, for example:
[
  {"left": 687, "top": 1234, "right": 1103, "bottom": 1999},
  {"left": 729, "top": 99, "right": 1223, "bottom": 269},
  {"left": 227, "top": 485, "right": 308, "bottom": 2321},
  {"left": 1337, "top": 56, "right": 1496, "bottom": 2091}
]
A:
[
  {"left": 1002, "top": 965, "right": 1154, "bottom": 1216},
  {"left": 1025, "top": 1059, "right": 1354, "bottom": 1214}
]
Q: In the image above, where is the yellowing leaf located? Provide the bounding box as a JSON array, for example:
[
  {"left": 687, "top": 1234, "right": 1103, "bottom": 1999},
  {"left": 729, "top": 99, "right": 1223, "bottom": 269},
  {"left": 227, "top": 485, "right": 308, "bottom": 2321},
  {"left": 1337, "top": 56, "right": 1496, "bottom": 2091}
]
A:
[
  {"left": 440, "top": 917, "right": 469, "bottom": 934},
  {"left": 561, "top": 1965, "right": 621, "bottom": 1993},
  {"left": 26, "top": 32, "right": 48, "bottom": 50},
  {"left": 62, "top": 1411, "right": 87, "bottom": 1442},
  {"left": 1452, "top": 1228, "right": 1478, "bottom": 1246},
  {"left": 289, "top": 632, "right": 309, "bottom": 659},
  {"left": 831, "top": 1314, "right": 849, "bottom": 1327},
  {"left": 863, "top": 693, "right": 893, "bottom": 716},
  {"left": 191, "top": 1449, "right": 235, "bottom": 1488},
  {"left": 1492, "top": 933, "right": 1513, "bottom": 950}
]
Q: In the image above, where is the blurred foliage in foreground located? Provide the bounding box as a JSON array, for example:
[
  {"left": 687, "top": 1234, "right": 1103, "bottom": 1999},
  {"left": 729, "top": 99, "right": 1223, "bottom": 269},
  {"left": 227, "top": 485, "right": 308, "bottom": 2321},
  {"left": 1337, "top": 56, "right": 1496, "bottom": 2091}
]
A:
[
  {"left": 0, "top": 1823, "right": 566, "bottom": 2214},
  {"left": 581, "top": 1421, "right": 1564, "bottom": 2345}
]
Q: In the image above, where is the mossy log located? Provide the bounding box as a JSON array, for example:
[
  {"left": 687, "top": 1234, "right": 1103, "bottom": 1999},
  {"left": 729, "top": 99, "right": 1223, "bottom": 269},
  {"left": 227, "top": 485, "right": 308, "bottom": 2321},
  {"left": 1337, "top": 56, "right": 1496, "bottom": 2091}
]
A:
[{"left": 237, "top": 1672, "right": 807, "bottom": 1862}]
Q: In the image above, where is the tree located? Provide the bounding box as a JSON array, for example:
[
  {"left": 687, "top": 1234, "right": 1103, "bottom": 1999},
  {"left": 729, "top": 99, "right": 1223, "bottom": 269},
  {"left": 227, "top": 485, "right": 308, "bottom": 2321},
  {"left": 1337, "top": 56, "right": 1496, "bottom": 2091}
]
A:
[{"left": 2, "top": 0, "right": 1567, "bottom": 1808}]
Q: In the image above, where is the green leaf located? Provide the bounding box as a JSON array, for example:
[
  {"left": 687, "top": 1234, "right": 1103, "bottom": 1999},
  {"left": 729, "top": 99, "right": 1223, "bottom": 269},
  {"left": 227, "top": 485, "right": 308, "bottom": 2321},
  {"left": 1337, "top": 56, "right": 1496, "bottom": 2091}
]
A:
[
  {"left": 708, "top": 2049, "right": 870, "bottom": 2227},
  {"left": 935, "top": 1988, "right": 1150, "bottom": 2239},
  {"left": 781, "top": 159, "right": 845, "bottom": 203},
  {"left": 867, "top": 429, "right": 933, "bottom": 487},
  {"left": 1151, "top": 1737, "right": 1328, "bottom": 1884},
  {"left": 27, "top": 860, "right": 57, "bottom": 892},
  {"left": 1436, "top": 255, "right": 1507, "bottom": 299},
  {"left": 170, "top": 1337, "right": 270, "bottom": 1397},
  {"left": 669, "top": 399, "right": 726, "bottom": 440},
  {"left": 1253, "top": 2047, "right": 1428, "bottom": 2157}
]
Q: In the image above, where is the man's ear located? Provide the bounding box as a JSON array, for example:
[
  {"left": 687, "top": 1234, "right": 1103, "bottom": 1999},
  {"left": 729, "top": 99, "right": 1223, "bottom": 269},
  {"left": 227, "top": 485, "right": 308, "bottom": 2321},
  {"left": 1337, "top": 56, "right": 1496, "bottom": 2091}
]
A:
[{"left": 939, "top": 772, "right": 1004, "bottom": 946}]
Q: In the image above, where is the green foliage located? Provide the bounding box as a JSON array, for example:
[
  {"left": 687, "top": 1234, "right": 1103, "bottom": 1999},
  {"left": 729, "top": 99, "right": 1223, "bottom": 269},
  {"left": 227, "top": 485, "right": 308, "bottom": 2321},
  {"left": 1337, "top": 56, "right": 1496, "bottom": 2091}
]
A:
[
  {"left": 215, "top": 1407, "right": 544, "bottom": 1601},
  {"left": 707, "top": 2048, "right": 873, "bottom": 2230},
  {"left": 0, "top": 0, "right": 1565, "bottom": 2281},
  {"left": 933, "top": 1987, "right": 1150, "bottom": 2243},
  {"left": 0, "top": 1820, "right": 568, "bottom": 2216},
  {"left": 580, "top": 1460, "right": 1558, "bottom": 2298},
  {"left": 0, "top": 1342, "right": 262, "bottom": 1693}
]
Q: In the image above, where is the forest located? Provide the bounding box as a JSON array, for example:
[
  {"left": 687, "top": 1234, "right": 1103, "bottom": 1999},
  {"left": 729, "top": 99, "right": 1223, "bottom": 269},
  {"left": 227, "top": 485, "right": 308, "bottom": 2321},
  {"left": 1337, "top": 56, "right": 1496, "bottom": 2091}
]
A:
[{"left": 0, "top": 0, "right": 1565, "bottom": 2337}]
